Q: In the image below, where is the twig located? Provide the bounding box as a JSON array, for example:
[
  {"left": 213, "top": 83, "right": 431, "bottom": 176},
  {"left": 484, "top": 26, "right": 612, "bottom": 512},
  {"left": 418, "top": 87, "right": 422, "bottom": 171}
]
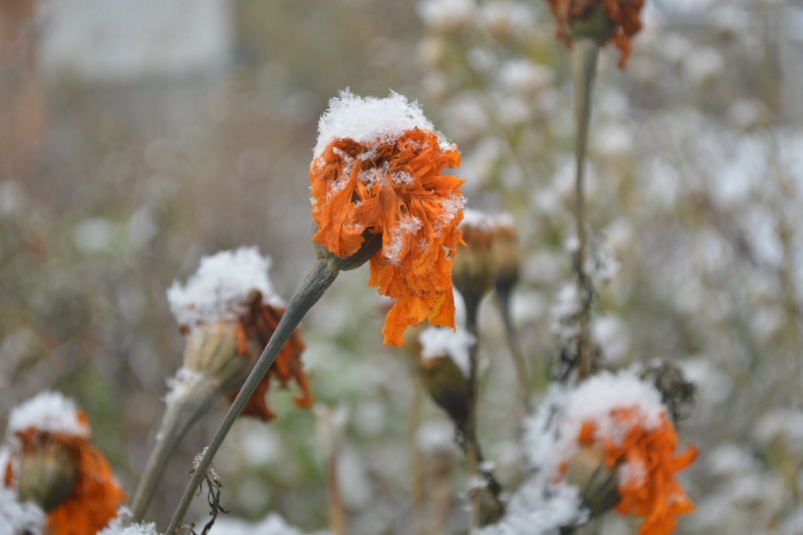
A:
[{"left": 571, "top": 38, "right": 600, "bottom": 381}]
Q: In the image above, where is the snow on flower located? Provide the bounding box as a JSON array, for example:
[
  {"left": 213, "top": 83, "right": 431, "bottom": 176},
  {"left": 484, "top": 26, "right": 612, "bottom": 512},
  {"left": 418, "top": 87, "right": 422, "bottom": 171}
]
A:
[
  {"left": 418, "top": 326, "right": 476, "bottom": 377},
  {"left": 167, "top": 247, "right": 284, "bottom": 332},
  {"left": 6, "top": 391, "right": 90, "bottom": 442},
  {"left": 524, "top": 370, "right": 697, "bottom": 535},
  {"left": 0, "top": 486, "right": 45, "bottom": 535},
  {"left": 3, "top": 392, "right": 126, "bottom": 535},
  {"left": 310, "top": 90, "right": 466, "bottom": 347}
]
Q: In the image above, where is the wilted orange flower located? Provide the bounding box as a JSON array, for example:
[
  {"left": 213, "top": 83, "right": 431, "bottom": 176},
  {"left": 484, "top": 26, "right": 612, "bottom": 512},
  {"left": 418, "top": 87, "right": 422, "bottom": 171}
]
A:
[
  {"left": 574, "top": 408, "right": 697, "bottom": 535},
  {"left": 545, "top": 0, "right": 645, "bottom": 68},
  {"left": 310, "top": 127, "right": 465, "bottom": 347},
  {"left": 228, "top": 290, "right": 312, "bottom": 421},
  {"left": 4, "top": 412, "right": 126, "bottom": 535}
]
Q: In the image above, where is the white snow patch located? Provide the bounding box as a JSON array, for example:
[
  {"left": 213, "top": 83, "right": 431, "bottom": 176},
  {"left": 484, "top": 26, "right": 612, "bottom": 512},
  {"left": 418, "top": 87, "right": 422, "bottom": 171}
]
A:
[
  {"left": 163, "top": 367, "right": 205, "bottom": 407},
  {"left": 7, "top": 391, "right": 89, "bottom": 440},
  {"left": 384, "top": 215, "right": 423, "bottom": 264},
  {"left": 0, "top": 487, "right": 45, "bottom": 535},
  {"left": 208, "top": 513, "right": 312, "bottom": 535},
  {"left": 167, "top": 247, "right": 283, "bottom": 331},
  {"left": 314, "top": 90, "right": 454, "bottom": 159},
  {"left": 418, "top": 326, "right": 475, "bottom": 377}
]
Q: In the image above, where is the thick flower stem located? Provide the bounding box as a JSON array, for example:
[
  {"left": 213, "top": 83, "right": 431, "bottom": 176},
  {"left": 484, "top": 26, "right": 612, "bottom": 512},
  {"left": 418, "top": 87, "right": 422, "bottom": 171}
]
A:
[
  {"left": 131, "top": 376, "right": 222, "bottom": 522},
  {"left": 164, "top": 257, "right": 341, "bottom": 535},
  {"left": 571, "top": 38, "right": 600, "bottom": 381}
]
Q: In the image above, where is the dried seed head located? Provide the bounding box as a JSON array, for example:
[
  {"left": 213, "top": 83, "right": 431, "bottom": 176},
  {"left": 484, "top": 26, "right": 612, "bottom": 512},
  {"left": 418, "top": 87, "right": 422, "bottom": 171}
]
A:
[
  {"left": 417, "top": 355, "right": 470, "bottom": 426},
  {"left": 564, "top": 446, "right": 620, "bottom": 517},
  {"left": 182, "top": 320, "right": 248, "bottom": 394},
  {"left": 16, "top": 440, "right": 78, "bottom": 513}
]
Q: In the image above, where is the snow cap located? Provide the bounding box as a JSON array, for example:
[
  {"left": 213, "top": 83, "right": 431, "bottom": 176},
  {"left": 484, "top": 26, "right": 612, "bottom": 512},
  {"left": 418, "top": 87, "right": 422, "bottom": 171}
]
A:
[
  {"left": 314, "top": 89, "right": 454, "bottom": 159},
  {"left": 7, "top": 391, "right": 90, "bottom": 440},
  {"left": 418, "top": 326, "right": 476, "bottom": 377},
  {"left": 167, "top": 247, "right": 284, "bottom": 331}
]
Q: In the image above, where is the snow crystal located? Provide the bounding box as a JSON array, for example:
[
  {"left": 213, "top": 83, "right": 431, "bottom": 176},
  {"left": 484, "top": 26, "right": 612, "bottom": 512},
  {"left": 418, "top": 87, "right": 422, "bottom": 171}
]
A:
[
  {"left": 167, "top": 247, "right": 284, "bottom": 331},
  {"left": 418, "top": 326, "right": 475, "bottom": 377},
  {"left": 314, "top": 90, "right": 454, "bottom": 159},
  {"left": 208, "top": 513, "right": 312, "bottom": 535},
  {"left": 383, "top": 215, "right": 423, "bottom": 265},
  {"left": 478, "top": 475, "right": 586, "bottom": 535},
  {"left": 163, "top": 367, "right": 205, "bottom": 407},
  {"left": 97, "top": 522, "right": 159, "bottom": 535},
  {"left": 0, "top": 487, "right": 45, "bottom": 535},
  {"left": 7, "top": 391, "right": 90, "bottom": 440},
  {"left": 434, "top": 192, "right": 466, "bottom": 236}
]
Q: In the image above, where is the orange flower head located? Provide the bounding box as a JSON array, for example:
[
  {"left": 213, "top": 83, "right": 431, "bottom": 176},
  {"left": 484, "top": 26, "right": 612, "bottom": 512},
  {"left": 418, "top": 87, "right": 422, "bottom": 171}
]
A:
[
  {"left": 168, "top": 248, "right": 312, "bottom": 422},
  {"left": 554, "top": 372, "right": 697, "bottom": 535},
  {"left": 310, "top": 90, "right": 466, "bottom": 347},
  {"left": 545, "top": 0, "right": 645, "bottom": 68},
  {"left": 3, "top": 392, "right": 126, "bottom": 535}
]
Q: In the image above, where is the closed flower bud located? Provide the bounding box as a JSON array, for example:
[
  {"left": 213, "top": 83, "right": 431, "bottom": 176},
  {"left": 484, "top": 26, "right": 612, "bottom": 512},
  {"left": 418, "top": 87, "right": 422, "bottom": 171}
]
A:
[
  {"left": 453, "top": 210, "right": 497, "bottom": 313},
  {"left": 564, "top": 446, "right": 620, "bottom": 517},
  {"left": 16, "top": 441, "right": 78, "bottom": 513},
  {"left": 418, "top": 355, "right": 470, "bottom": 426},
  {"left": 490, "top": 214, "right": 520, "bottom": 293},
  {"left": 182, "top": 320, "right": 247, "bottom": 394}
]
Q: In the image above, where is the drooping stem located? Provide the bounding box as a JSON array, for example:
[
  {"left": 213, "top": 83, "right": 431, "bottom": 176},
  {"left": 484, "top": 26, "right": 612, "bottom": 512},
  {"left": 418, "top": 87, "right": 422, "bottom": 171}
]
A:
[
  {"left": 164, "top": 257, "right": 341, "bottom": 534},
  {"left": 495, "top": 282, "right": 531, "bottom": 411},
  {"left": 130, "top": 376, "right": 222, "bottom": 522},
  {"left": 571, "top": 38, "right": 600, "bottom": 380}
]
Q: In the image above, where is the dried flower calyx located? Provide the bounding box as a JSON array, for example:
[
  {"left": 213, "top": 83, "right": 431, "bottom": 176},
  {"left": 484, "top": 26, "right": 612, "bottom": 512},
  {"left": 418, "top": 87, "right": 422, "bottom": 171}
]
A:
[
  {"left": 545, "top": 0, "right": 645, "bottom": 68},
  {"left": 3, "top": 392, "right": 126, "bottom": 535},
  {"left": 310, "top": 90, "right": 466, "bottom": 347}
]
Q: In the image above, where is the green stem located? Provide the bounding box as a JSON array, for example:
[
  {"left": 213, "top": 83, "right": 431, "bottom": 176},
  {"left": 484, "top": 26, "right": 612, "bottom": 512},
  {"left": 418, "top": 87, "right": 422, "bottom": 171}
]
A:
[
  {"left": 130, "top": 376, "right": 222, "bottom": 522},
  {"left": 495, "top": 283, "right": 531, "bottom": 411},
  {"left": 164, "top": 257, "right": 341, "bottom": 534},
  {"left": 571, "top": 38, "right": 599, "bottom": 380}
]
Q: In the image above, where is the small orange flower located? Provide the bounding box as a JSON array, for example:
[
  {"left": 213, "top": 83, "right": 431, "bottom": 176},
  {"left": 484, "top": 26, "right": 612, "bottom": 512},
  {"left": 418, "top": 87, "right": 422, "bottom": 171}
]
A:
[
  {"left": 228, "top": 290, "right": 312, "bottom": 421},
  {"left": 574, "top": 408, "right": 697, "bottom": 535},
  {"left": 310, "top": 100, "right": 465, "bottom": 347},
  {"left": 4, "top": 410, "right": 126, "bottom": 535},
  {"left": 545, "top": 0, "right": 645, "bottom": 68}
]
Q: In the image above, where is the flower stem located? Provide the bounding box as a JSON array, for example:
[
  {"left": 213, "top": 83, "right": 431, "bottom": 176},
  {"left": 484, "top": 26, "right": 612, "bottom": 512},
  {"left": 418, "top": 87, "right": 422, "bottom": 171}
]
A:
[
  {"left": 130, "top": 376, "right": 222, "bottom": 522},
  {"left": 463, "top": 296, "right": 505, "bottom": 529},
  {"left": 164, "top": 257, "right": 342, "bottom": 534},
  {"left": 571, "top": 38, "right": 600, "bottom": 380}
]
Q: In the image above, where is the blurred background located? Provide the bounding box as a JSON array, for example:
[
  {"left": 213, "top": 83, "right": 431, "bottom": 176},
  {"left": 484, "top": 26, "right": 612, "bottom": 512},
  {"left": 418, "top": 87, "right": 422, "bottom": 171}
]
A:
[{"left": 2, "top": 0, "right": 803, "bottom": 533}]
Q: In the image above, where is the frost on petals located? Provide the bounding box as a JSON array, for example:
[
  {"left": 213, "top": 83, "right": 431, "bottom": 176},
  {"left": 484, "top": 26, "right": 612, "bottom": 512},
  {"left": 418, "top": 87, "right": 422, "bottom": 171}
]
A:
[
  {"left": 310, "top": 90, "right": 466, "bottom": 347},
  {"left": 166, "top": 247, "right": 284, "bottom": 332},
  {"left": 524, "top": 370, "right": 697, "bottom": 535}
]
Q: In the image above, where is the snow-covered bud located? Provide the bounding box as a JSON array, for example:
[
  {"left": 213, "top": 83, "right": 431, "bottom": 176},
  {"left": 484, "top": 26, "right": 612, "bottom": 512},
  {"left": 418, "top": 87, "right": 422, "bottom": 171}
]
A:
[
  {"left": 16, "top": 441, "right": 78, "bottom": 513},
  {"left": 564, "top": 446, "right": 620, "bottom": 517},
  {"left": 453, "top": 210, "right": 497, "bottom": 313}
]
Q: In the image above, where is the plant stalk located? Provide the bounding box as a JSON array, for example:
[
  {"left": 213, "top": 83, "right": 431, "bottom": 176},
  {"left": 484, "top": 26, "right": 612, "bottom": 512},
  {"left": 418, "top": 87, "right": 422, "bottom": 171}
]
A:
[
  {"left": 571, "top": 38, "right": 599, "bottom": 380},
  {"left": 495, "top": 283, "right": 531, "bottom": 411},
  {"left": 130, "top": 376, "right": 222, "bottom": 522},
  {"left": 164, "top": 257, "right": 341, "bottom": 534}
]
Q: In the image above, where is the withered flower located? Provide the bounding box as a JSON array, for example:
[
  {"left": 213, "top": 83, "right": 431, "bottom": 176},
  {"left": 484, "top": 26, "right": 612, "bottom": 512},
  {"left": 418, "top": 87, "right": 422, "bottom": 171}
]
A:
[
  {"left": 545, "top": 0, "right": 645, "bottom": 68},
  {"left": 3, "top": 392, "right": 126, "bottom": 535},
  {"left": 310, "top": 90, "right": 466, "bottom": 347}
]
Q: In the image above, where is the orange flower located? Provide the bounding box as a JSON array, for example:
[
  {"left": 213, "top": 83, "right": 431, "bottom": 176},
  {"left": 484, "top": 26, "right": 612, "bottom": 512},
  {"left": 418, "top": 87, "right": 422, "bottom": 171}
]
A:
[
  {"left": 4, "top": 411, "right": 126, "bottom": 535},
  {"left": 228, "top": 290, "right": 312, "bottom": 421},
  {"left": 310, "top": 112, "right": 465, "bottom": 347},
  {"left": 574, "top": 408, "right": 697, "bottom": 535},
  {"left": 545, "top": 0, "right": 645, "bottom": 68}
]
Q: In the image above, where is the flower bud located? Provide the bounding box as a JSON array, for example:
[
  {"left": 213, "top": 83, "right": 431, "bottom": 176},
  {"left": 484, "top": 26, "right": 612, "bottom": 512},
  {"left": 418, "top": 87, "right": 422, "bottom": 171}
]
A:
[
  {"left": 16, "top": 440, "right": 78, "bottom": 513},
  {"left": 453, "top": 211, "right": 496, "bottom": 311},
  {"left": 564, "top": 446, "right": 620, "bottom": 517},
  {"left": 418, "top": 355, "right": 470, "bottom": 427},
  {"left": 183, "top": 320, "right": 248, "bottom": 394},
  {"left": 491, "top": 215, "right": 520, "bottom": 294}
]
